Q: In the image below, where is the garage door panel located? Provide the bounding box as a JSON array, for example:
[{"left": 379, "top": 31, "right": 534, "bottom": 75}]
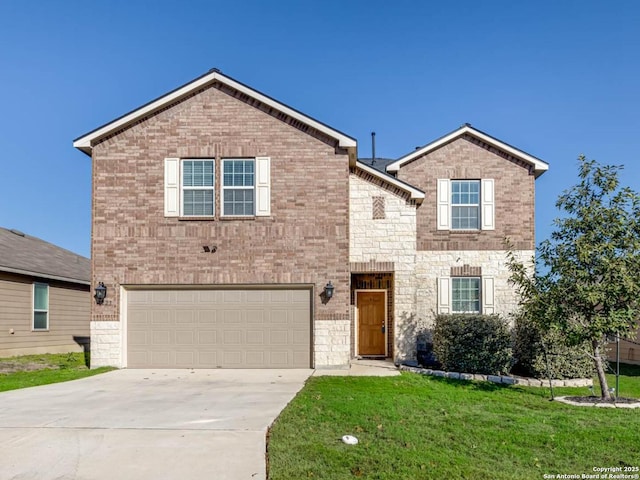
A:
[
  {"left": 176, "top": 290, "right": 197, "bottom": 303},
  {"left": 270, "top": 330, "right": 289, "bottom": 344},
  {"left": 198, "top": 351, "right": 217, "bottom": 366},
  {"left": 175, "top": 310, "right": 195, "bottom": 324},
  {"left": 153, "top": 331, "right": 171, "bottom": 345},
  {"left": 151, "top": 310, "right": 171, "bottom": 325},
  {"left": 246, "top": 290, "right": 265, "bottom": 303},
  {"left": 223, "top": 310, "right": 242, "bottom": 324},
  {"left": 176, "top": 331, "right": 195, "bottom": 345},
  {"left": 224, "top": 330, "right": 242, "bottom": 345},
  {"left": 246, "top": 330, "right": 264, "bottom": 344},
  {"left": 175, "top": 351, "right": 195, "bottom": 365},
  {"left": 198, "top": 331, "right": 217, "bottom": 345},
  {"left": 223, "top": 291, "right": 243, "bottom": 303},
  {"left": 127, "top": 288, "right": 311, "bottom": 368},
  {"left": 151, "top": 351, "right": 171, "bottom": 366}
]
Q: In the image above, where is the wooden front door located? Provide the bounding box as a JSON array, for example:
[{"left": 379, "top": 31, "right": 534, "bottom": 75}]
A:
[{"left": 357, "top": 291, "right": 386, "bottom": 356}]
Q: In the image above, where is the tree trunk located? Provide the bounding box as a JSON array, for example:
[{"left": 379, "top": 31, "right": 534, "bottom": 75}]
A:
[{"left": 592, "top": 340, "right": 611, "bottom": 400}]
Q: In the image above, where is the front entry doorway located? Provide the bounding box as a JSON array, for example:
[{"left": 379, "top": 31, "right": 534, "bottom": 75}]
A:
[{"left": 356, "top": 291, "right": 387, "bottom": 356}]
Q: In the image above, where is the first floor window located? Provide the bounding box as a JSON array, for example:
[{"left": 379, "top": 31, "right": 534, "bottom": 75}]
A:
[
  {"left": 222, "top": 159, "right": 255, "bottom": 216},
  {"left": 182, "top": 159, "right": 215, "bottom": 216},
  {"left": 451, "top": 277, "right": 480, "bottom": 313},
  {"left": 451, "top": 180, "right": 480, "bottom": 230},
  {"left": 33, "top": 283, "right": 49, "bottom": 330}
]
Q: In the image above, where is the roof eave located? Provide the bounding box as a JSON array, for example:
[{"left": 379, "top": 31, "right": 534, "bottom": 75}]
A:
[
  {"left": 73, "top": 70, "right": 357, "bottom": 154},
  {"left": 355, "top": 161, "right": 425, "bottom": 202},
  {"left": 0, "top": 265, "right": 90, "bottom": 286}
]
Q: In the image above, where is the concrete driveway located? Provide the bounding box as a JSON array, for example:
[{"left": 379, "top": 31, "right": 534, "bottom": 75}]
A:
[{"left": 0, "top": 368, "right": 311, "bottom": 480}]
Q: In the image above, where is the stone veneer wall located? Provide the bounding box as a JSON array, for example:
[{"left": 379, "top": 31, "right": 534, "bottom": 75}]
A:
[
  {"left": 349, "top": 171, "right": 418, "bottom": 363},
  {"left": 90, "top": 321, "right": 121, "bottom": 367},
  {"left": 398, "top": 249, "right": 533, "bottom": 363},
  {"left": 314, "top": 320, "right": 351, "bottom": 368}
]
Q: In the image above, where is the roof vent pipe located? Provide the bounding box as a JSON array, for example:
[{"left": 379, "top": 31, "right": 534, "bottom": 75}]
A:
[{"left": 371, "top": 131, "right": 376, "bottom": 166}]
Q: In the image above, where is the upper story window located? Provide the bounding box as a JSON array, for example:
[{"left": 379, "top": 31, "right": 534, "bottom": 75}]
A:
[
  {"left": 33, "top": 283, "right": 49, "bottom": 330},
  {"left": 222, "top": 159, "right": 255, "bottom": 216},
  {"left": 451, "top": 180, "right": 480, "bottom": 230},
  {"left": 164, "top": 157, "right": 271, "bottom": 219},
  {"left": 182, "top": 160, "right": 215, "bottom": 217},
  {"left": 437, "top": 178, "right": 494, "bottom": 231}
]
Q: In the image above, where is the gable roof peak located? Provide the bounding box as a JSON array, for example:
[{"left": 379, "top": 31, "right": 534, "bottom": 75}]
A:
[
  {"left": 73, "top": 69, "right": 357, "bottom": 155},
  {"left": 386, "top": 124, "right": 549, "bottom": 177}
]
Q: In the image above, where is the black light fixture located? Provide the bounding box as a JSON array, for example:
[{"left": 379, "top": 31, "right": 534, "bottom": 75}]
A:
[
  {"left": 324, "top": 281, "right": 334, "bottom": 299},
  {"left": 94, "top": 282, "right": 107, "bottom": 305}
]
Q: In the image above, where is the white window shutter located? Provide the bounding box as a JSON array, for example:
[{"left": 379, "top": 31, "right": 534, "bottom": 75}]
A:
[
  {"left": 437, "top": 277, "right": 451, "bottom": 314},
  {"left": 437, "top": 179, "right": 450, "bottom": 230},
  {"left": 481, "top": 178, "right": 495, "bottom": 230},
  {"left": 482, "top": 277, "right": 495, "bottom": 314},
  {"left": 255, "top": 156, "right": 271, "bottom": 217},
  {"left": 164, "top": 158, "right": 180, "bottom": 217}
]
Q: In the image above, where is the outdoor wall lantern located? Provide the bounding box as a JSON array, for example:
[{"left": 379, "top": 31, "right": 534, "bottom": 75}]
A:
[
  {"left": 94, "top": 282, "right": 107, "bottom": 305},
  {"left": 324, "top": 281, "right": 335, "bottom": 299}
]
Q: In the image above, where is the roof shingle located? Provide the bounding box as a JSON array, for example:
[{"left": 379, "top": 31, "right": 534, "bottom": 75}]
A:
[{"left": 0, "top": 228, "right": 90, "bottom": 284}]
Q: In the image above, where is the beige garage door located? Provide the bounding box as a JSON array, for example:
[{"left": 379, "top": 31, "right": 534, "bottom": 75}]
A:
[{"left": 127, "top": 288, "right": 311, "bottom": 368}]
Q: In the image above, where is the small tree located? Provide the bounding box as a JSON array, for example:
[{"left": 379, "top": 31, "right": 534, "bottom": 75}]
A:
[{"left": 508, "top": 156, "right": 640, "bottom": 400}]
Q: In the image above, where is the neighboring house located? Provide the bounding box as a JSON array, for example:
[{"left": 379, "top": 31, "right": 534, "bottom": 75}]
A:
[
  {"left": 73, "top": 70, "right": 548, "bottom": 369},
  {"left": 610, "top": 333, "right": 640, "bottom": 365},
  {"left": 0, "top": 227, "right": 90, "bottom": 357}
]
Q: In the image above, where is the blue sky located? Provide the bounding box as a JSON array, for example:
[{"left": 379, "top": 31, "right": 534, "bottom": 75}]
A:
[{"left": 1, "top": 0, "right": 639, "bottom": 258}]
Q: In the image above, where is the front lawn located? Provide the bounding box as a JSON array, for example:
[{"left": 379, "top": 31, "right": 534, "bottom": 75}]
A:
[
  {"left": 0, "top": 352, "right": 114, "bottom": 392},
  {"left": 268, "top": 365, "right": 640, "bottom": 479}
]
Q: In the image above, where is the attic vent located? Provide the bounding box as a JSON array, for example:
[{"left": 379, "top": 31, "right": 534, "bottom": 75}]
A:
[{"left": 9, "top": 229, "right": 25, "bottom": 237}]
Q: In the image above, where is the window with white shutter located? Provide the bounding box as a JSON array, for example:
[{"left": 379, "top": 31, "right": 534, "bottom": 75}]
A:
[
  {"left": 164, "top": 157, "right": 271, "bottom": 219},
  {"left": 436, "top": 178, "right": 494, "bottom": 231}
]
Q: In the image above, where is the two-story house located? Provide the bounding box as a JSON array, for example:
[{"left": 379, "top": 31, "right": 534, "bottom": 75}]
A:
[{"left": 74, "top": 70, "right": 548, "bottom": 369}]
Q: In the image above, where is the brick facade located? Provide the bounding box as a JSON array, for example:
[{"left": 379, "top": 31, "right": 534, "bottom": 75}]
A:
[
  {"left": 90, "top": 82, "right": 350, "bottom": 367},
  {"left": 397, "top": 134, "right": 535, "bottom": 251}
]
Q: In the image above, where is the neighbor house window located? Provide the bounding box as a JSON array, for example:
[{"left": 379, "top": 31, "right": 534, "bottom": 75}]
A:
[
  {"left": 222, "top": 159, "right": 255, "bottom": 216},
  {"left": 451, "top": 277, "right": 480, "bottom": 313},
  {"left": 451, "top": 180, "right": 480, "bottom": 230},
  {"left": 33, "top": 283, "right": 49, "bottom": 330},
  {"left": 182, "top": 159, "right": 215, "bottom": 216}
]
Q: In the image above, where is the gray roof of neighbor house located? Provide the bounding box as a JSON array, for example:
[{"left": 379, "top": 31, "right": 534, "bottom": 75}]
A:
[{"left": 0, "top": 228, "right": 90, "bottom": 285}]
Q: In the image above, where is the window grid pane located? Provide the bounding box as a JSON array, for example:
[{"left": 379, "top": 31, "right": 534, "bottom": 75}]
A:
[
  {"left": 452, "top": 278, "right": 480, "bottom": 313},
  {"left": 222, "top": 159, "right": 255, "bottom": 216},
  {"left": 451, "top": 180, "right": 480, "bottom": 230},
  {"left": 34, "top": 312, "right": 48, "bottom": 330},
  {"left": 34, "top": 284, "right": 48, "bottom": 310}
]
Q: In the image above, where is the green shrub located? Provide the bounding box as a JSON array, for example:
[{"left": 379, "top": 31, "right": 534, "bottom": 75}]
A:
[
  {"left": 433, "top": 314, "right": 512, "bottom": 375},
  {"left": 511, "top": 312, "right": 593, "bottom": 379}
]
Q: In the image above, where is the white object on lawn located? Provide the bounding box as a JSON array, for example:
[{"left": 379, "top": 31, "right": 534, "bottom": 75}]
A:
[{"left": 341, "top": 435, "right": 359, "bottom": 445}]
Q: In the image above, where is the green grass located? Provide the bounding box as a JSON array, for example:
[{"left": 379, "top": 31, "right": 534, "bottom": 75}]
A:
[
  {"left": 268, "top": 365, "right": 640, "bottom": 479},
  {"left": 0, "top": 352, "right": 114, "bottom": 392}
]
